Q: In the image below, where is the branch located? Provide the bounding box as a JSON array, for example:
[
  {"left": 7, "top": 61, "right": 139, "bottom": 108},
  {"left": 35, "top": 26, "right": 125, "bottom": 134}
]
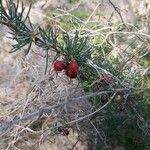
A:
[
  {"left": 68, "top": 93, "right": 117, "bottom": 125},
  {"left": 108, "top": 0, "right": 125, "bottom": 25},
  {"left": 0, "top": 102, "right": 65, "bottom": 135},
  {"left": 0, "top": 89, "right": 130, "bottom": 135}
]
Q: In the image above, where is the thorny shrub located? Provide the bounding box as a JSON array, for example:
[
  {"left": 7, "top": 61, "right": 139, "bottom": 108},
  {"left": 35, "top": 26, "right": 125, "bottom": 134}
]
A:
[{"left": 0, "top": 0, "right": 149, "bottom": 149}]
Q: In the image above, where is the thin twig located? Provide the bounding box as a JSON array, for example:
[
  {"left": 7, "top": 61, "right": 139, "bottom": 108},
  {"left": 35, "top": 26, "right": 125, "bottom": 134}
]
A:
[
  {"left": 108, "top": 0, "right": 125, "bottom": 25},
  {"left": 90, "top": 121, "right": 109, "bottom": 149},
  {"left": 68, "top": 93, "right": 117, "bottom": 125}
]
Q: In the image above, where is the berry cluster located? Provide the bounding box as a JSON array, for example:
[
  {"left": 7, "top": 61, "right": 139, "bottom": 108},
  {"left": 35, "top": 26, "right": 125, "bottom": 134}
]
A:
[{"left": 53, "top": 60, "right": 79, "bottom": 79}]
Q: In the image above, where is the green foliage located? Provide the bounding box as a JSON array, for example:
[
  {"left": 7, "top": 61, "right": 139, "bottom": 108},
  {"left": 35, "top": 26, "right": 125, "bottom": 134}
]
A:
[
  {"left": 47, "top": 10, "right": 90, "bottom": 30},
  {"left": 47, "top": 10, "right": 61, "bottom": 17},
  {"left": 0, "top": 0, "right": 91, "bottom": 73},
  {"left": 60, "top": 31, "right": 92, "bottom": 63},
  {"left": 139, "top": 52, "right": 150, "bottom": 67},
  {"left": 73, "top": 11, "right": 90, "bottom": 19},
  {"left": 0, "top": 0, "right": 34, "bottom": 54},
  {"left": 87, "top": 93, "right": 150, "bottom": 150},
  {"left": 80, "top": 29, "right": 150, "bottom": 149},
  {"left": 67, "top": 0, "right": 79, "bottom": 4}
]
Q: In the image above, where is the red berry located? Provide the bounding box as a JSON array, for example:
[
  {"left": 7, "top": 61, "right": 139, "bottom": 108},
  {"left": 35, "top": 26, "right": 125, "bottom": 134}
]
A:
[
  {"left": 65, "top": 69, "right": 77, "bottom": 79},
  {"left": 69, "top": 61, "right": 79, "bottom": 71},
  {"left": 53, "top": 60, "right": 65, "bottom": 71}
]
